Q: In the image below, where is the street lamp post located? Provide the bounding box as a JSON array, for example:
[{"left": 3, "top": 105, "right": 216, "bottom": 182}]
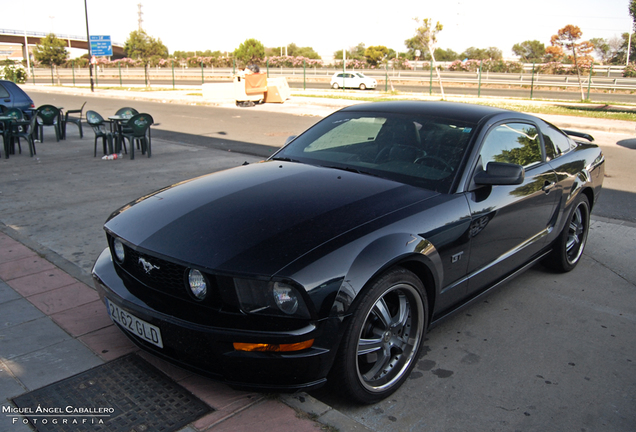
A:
[
  {"left": 627, "top": 31, "right": 633, "bottom": 67},
  {"left": 84, "top": 0, "right": 94, "bottom": 92}
]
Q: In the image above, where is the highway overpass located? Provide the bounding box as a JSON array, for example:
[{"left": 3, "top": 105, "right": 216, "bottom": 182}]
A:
[{"left": 0, "top": 29, "right": 125, "bottom": 59}]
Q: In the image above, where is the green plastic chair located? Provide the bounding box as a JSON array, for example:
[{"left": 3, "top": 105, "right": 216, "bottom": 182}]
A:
[
  {"left": 63, "top": 101, "right": 86, "bottom": 139},
  {"left": 5, "top": 108, "right": 23, "bottom": 119},
  {"left": 86, "top": 110, "right": 114, "bottom": 157},
  {"left": 115, "top": 107, "right": 138, "bottom": 119},
  {"left": 3, "top": 108, "right": 25, "bottom": 155},
  {"left": 112, "top": 107, "right": 138, "bottom": 149},
  {"left": 36, "top": 105, "right": 62, "bottom": 142},
  {"left": 11, "top": 114, "right": 38, "bottom": 157},
  {"left": 121, "top": 113, "right": 153, "bottom": 159}
]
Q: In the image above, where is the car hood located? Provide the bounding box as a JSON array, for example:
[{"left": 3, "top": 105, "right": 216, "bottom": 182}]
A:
[{"left": 105, "top": 161, "right": 438, "bottom": 276}]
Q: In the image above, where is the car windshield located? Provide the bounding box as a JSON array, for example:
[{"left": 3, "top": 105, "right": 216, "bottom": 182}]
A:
[{"left": 272, "top": 111, "right": 476, "bottom": 193}]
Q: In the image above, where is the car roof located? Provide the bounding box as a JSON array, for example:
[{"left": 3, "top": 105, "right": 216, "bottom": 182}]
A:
[
  {"left": 339, "top": 101, "right": 518, "bottom": 125},
  {"left": 0, "top": 79, "right": 23, "bottom": 91}
]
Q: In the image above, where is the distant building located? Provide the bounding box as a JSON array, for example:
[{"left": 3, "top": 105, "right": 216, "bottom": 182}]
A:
[{"left": 0, "top": 44, "right": 28, "bottom": 62}]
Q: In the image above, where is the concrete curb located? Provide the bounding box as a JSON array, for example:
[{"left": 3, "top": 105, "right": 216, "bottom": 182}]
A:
[{"left": 281, "top": 393, "right": 375, "bottom": 432}]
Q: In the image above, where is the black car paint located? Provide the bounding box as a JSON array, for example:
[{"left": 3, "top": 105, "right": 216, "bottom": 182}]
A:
[{"left": 92, "top": 101, "right": 604, "bottom": 392}]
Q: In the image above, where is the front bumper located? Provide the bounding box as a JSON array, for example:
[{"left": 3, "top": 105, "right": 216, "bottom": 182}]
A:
[{"left": 91, "top": 248, "right": 339, "bottom": 392}]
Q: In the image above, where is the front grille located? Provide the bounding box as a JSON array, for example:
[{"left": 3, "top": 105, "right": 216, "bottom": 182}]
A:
[
  {"left": 110, "top": 237, "right": 220, "bottom": 306},
  {"left": 122, "top": 245, "right": 186, "bottom": 293}
]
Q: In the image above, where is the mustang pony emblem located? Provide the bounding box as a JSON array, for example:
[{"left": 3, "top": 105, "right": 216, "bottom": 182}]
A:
[{"left": 138, "top": 257, "right": 160, "bottom": 274}]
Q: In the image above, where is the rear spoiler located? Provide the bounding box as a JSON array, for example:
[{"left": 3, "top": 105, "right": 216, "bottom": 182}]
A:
[{"left": 563, "top": 129, "right": 594, "bottom": 142}]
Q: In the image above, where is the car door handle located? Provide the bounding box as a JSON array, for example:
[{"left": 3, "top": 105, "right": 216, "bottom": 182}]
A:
[{"left": 542, "top": 181, "right": 556, "bottom": 193}]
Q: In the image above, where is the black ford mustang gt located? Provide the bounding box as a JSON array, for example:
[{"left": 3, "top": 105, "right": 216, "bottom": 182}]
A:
[{"left": 92, "top": 101, "right": 604, "bottom": 404}]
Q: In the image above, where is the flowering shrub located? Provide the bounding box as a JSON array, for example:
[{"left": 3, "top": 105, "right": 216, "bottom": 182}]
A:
[
  {"left": 448, "top": 60, "right": 480, "bottom": 72},
  {"left": 265, "top": 56, "right": 323, "bottom": 68},
  {"left": 624, "top": 64, "right": 636, "bottom": 78},
  {"left": 0, "top": 62, "right": 27, "bottom": 83},
  {"left": 112, "top": 58, "right": 141, "bottom": 67},
  {"left": 538, "top": 62, "right": 592, "bottom": 76},
  {"left": 483, "top": 60, "right": 523, "bottom": 73},
  {"left": 390, "top": 57, "right": 413, "bottom": 70},
  {"left": 65, "top": 58, "right": 89, "bottom": 68},
  {"left": 332, "top": 59, "right": 368, "bottom": 69},
  {"left": 539, "top": 62, "right": 567, "bottom": 75},
  {"left": 448, "top": 59, "right": 523, "bottom": 73},
  {"left": 186, "top": 57, "right": 205, "bottom": 67},
  {"left": 182, "top": 56, "right": 236, "bottom": 68}
]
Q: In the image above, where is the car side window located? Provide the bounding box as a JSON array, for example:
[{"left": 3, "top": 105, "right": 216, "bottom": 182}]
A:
[
  {"left": 542, "top": 123, "right": 573, "bottom": 158},
  {"left": 479, "top": 123, "right": 543, "bottom": 168},
  {"left": 0, "top": 84, "right": 9, "bottom": 99}
]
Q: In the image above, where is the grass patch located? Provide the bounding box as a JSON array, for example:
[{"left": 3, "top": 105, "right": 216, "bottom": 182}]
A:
[
  {"left": 296, "top": 92, "right": 636, "bottom": 122},
  {"left": 474, "top": 101, "right": 636, "bottom": 122}
]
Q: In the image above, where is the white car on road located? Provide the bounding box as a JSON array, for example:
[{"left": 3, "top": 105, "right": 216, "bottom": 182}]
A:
[{"left": 330, "top": 72, "right": 377, "bottom": 90}]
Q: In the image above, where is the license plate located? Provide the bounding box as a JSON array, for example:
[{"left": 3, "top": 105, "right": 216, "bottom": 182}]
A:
[{"left": 107, "top": 299, "right": 164, "bottom": 348}]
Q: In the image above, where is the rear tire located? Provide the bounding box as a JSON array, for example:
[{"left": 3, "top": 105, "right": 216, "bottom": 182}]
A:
[
  {"left": 544, "top": 194, "right": 590, "bottom": 272},
  {"left": 331, "top": 267, "right": 428, "bottom": 404},
  {"left": 332, "top": 83, "right": 340, "bottom": 89}
]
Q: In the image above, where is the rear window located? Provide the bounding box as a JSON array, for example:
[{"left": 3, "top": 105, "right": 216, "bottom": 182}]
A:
[{"left": 543, "top": 123, "right": 574, "bottom": 159}]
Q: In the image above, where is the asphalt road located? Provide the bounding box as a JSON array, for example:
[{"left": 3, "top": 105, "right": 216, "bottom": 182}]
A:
[
  {"left": 26, "top": 90, "right": 636, "bottom": 224},
  {"left": 28, "top": 90, "right": 317, "bottom": 153},
  {"left": 4, "top": 89, "right": 634, "bottom": 432},
  {"left": 30, "top": 78, "right": 636, "bottom": 104}
]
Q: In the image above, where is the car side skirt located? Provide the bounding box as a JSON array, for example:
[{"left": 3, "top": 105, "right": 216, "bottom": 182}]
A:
[{"left": 429, "top": 249, "right": 551, "bottom": 329}]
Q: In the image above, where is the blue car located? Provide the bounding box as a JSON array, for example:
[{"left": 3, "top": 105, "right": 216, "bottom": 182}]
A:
[{"left": 0, "top": 80, "right": 35, "bottom": 112}]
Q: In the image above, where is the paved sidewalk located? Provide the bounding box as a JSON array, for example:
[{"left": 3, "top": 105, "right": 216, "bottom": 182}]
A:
[{"left": 0, "top": 231, "right": 367, "bottom": 432}]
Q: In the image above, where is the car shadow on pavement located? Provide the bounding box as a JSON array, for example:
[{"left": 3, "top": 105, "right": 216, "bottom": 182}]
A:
[{"left": 617, "top": 138, "right": 636, "bottom": 150}]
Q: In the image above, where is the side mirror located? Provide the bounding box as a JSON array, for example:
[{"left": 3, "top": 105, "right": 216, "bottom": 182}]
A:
[
  {"left": 284, "top": 135, "right": 297, "bottom": 145},
  {"left": 474, "top": 162, "right": 525, "bottom": 186}
]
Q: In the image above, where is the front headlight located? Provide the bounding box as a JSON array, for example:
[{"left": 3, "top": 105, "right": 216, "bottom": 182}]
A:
[
  {"left": 272, "top": 282, "right": 299, "bottom": 315},
  {"left": 234, "top": 279, "right": 311, "bottom": 319},
  {"left": 113, "top": 239, "right": 125, "bottom": 263},
  {"left": 187, "top": 269, "right": 208, "bottom": 300}
]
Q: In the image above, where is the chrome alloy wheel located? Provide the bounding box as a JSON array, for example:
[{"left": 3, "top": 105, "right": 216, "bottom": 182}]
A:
[
  {"left": 566, "top": 201, "right": 588, "bottom": 265},
  {"left": 355, "top": 283, "right": 425, "bottom": 392}
]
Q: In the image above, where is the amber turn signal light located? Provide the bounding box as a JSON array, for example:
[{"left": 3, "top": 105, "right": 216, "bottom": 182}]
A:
[{"left": 233, "top": 339, "right": 314, "bottom": 352}]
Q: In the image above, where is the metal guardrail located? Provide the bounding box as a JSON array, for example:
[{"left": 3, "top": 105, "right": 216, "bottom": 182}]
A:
[{"left": 29, "top": 66, "right": 636, "bottom": 93}]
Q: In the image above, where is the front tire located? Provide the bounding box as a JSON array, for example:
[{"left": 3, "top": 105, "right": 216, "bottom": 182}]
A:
[
  {"left": 544, "top": 194, "right": 590, "bottom": 272},
  {"left": 359, "top": 83, "right": 367, "bottom": 90},
  {"left": 332, "top": 267, "right": 428, "bottom": 404}
]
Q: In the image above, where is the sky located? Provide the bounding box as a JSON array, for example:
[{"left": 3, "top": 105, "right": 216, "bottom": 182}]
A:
[{"left": 0, "top": 0, "right": 632, "bottom": 60}]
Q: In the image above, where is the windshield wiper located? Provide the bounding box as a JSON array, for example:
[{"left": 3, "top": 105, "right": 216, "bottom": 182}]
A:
[
  {"left": 323, "top": 165, "right": 379, "bottom": 178},
  {"left": 271, "top": 157, "right": 300, "bottom": 162}
]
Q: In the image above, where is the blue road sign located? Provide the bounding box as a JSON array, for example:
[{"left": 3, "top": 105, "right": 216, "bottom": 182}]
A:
[{"left": 90, "top": 35, "right": 113, "bottom": 57}]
